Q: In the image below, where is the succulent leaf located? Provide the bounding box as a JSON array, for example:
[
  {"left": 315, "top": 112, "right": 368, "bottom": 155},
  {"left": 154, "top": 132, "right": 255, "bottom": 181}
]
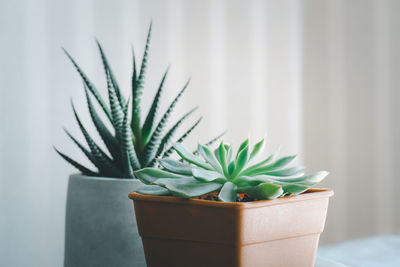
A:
[
  {"left": 136, "top": 185, "right": 171, "bottom": 195},
  {"left": 218, "top": 182, "right": 237, "bottom": 202},
  {"left": 135, "top": 167, "right": 187, "bottom": 184},
  {"left": 135, "top": 138, "right": 328, "bottom": 202},
  {"left": 249, "top": 138, "right": 265, "bottom": 161},
  {"left": 165, "top": 181, "right": 222, "bottom": 198},
  {"left": 239, "top": 183, "right": 283, "bottom": 200},
  {"left": 192, "top": 168, "right": 226, "bottom": 182},
  {"left": 197, "top": 144, "right": 222, "bottom": 172},
  {"left": 158, "top": 159, "right": 193, "bottom": 175},
  {"left": 172, "top": 143, "right": 211, "bottom": 170}
]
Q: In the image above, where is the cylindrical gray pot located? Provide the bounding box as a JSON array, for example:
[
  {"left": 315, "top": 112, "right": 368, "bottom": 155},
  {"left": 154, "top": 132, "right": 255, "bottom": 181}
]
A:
[{"left": 64, "top": 174, "right": 146, "bottom": 267}]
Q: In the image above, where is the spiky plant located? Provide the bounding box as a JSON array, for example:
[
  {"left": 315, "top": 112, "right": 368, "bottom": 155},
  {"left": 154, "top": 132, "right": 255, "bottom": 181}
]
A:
[
  {"left": 134, "top": 138, "right": 329, "bottom": 202},
  {"left": 55, "top": 23, "right": 222, "bottom": 178}
]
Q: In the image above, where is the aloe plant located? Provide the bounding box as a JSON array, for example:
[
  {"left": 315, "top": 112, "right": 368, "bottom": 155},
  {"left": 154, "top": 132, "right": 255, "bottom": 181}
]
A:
[
  {"left": 134, "top": 138, "right": 329, "bottom": 202},
  {"left": 55, "top": 23, "right": 222, "bottom": 178}
]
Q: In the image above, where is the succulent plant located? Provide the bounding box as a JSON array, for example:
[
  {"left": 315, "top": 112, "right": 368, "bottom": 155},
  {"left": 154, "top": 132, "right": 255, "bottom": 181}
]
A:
[
  {"left": 134, "top": 138, "right": 329, "bottom": 202},
  {"left": 55, "top": 23, "right": 222, "bottom": 178}
]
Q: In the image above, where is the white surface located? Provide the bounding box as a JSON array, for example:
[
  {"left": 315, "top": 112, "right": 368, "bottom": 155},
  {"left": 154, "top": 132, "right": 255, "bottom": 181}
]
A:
[{"left": 1, "top": 0, "right": 400, "bottom": 266}]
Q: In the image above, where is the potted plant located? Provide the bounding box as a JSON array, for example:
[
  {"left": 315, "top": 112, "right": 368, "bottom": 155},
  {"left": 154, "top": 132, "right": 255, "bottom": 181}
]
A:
[
  {"left": 55, "top": 23, "right": 221, "bottom": 267},
  {"left": 130, "top": 138, "right": 333, "bottom": 267}
]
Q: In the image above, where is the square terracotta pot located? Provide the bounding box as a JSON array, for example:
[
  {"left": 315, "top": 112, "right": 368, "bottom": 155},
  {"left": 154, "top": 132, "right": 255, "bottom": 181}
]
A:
[{"left": 129, "top": 188, "right": 333, "bottom": 267}]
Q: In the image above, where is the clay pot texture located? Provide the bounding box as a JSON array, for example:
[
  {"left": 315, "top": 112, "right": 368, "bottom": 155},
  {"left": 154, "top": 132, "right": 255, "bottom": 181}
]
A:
[
  {"left": 129, "top": 188, "right": 333, "bottom": 267},
  {"left": 64, "top": 174, "right": 146, "bottom": 267}
]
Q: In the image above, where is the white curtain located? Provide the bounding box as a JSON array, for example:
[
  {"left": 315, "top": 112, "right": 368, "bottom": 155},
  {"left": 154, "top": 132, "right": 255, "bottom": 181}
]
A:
[{"left": 1, "top": 0, "right": 399, "bottom": 266}]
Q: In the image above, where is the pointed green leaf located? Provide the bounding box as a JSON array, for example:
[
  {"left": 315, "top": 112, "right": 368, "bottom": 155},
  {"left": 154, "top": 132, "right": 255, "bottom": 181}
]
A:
[
  {"left": 121, "top": 108, "right": 140, "bottom": 175},
  {"left": 232, "top": 145, "right": 249, "bottom": 178},
  {"left": 249, "top": 138, "right": 265, "bottom": 161},
  {"left": 143, "top": 80, "right": 190, "bottom": 166},
  {"left": 153, "top": 107, "right": 198, "bottom": 164},
  {"left": 263, "top": 166, "right": 305, "bottom": 177},
  {"left": 240, "top": 183, "right": 283, "bottom": 200},
  {"left": 172, "top": 143, "right": 211, "bottom": 170},
  {"left": 218, "top": 182, "right": 237, "bottom": 202},
  {"left": 54, "top": 147, "right": 97, "bottom": 176},
  {"left": 158, "top": 159, "right": 193, "bottom": 175},
  {"left": 63, "top": 48, "right": 112, "bottom": 122},
  {"left": 71, "top": 101, "right": 122, "bottom": 177},
  {"left": 136, "top": 185, "right": 171, "bottom": 196},
  {"left": 95, "top": 40, "right": 125, "bottom": 109},
  {"left": 241, "top": 147, "right": 280, "bottom": 176},
  {"left": 131, "top": 22, "right": 152, "bottom": 143},
  {"left": 192, "top": 168, "right": 226, "bottom": 182},
  {"left": 218, "top": 142, "right": 229, "bottom": 177},
  {"left": 134, "top": 167, "right": 186, "bottom": 184},
  {"left": 198, "top": 144, "right": 222, "bottom": 172},
  {"left": 142, "top": 67, "right": 169, "bottom": 143},
  {"left": 165, "top": 181, "right": 222, "bottom": 198},
  {"left": 84, "top": 85, "right": 120, "bottom": 162},
  {"left": 161, "top": 117, "right": 202, "bottom": 158}
]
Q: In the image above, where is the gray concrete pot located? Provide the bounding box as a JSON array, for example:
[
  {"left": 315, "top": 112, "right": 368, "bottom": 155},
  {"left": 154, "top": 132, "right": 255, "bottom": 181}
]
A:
[{"left": 64, "top": 174, "right": 146, "bottom": 267}]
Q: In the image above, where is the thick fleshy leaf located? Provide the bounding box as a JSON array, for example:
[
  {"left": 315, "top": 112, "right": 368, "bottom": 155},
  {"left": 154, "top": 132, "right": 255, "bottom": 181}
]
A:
[
  {"left": 241, "top": 147, "right": 280, "bottom": 175},
  {"left": 173, "top": 143, "right": 211, "bottom": 170},
  {"left": 192, "top": 168, "right": 226, "bottom": 182},
  {"left": 218, "top": 142, "right": 229, "bottom": 177},
  {"left": 165, "top": 181, "right": 222, "bottom": 198},
  {"left": 263, "top": 166, "right": 305, "bottom": 177},
  {"left": 243, "top": 153, "right": 295, "bottom": 176},
  {"left": 136, "top": 185, "right": 171, "bottom": 195},
  {"left": 158, "top": 159, "right": 193, "bottom": 175},
  {"left": 198, "top": 144, "right": 222, "bottom": 172},
  {"left": 218, "top": 182, "right": 237, "bottom": 202},
  {"left": 134, "top": 167, "right": 186, "bottom": 184},
  {"left": 232, "top": 145, "right": 249, "bottom": 177},
  {"left": 274, "top": 171, "right": 329, "bottom": 184},
  {"left": 236, "top": 138, "right": 249, "bottom": 159},
  {"left": 228, "top": 161, "right": 235, "bottom": 175},
  {"left": 281, "top": 184, "right": 310, "bottom": 195},
  {"left": 240, "top": 183, "right": 283, "bottom": 200},
  {"left": 249, "top": 138, "right": 265, "bottom": 161}
]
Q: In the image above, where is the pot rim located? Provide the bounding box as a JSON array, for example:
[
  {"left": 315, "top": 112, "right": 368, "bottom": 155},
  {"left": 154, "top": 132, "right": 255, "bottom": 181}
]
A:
[{"left": 129, "top": 188, "right": 333, "bottom": 210}]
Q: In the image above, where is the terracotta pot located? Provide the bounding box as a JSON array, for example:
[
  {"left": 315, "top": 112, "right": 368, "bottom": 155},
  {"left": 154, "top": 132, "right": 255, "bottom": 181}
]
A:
[{"left": 129, "top": 188, "right": 333, "bottom": 267}]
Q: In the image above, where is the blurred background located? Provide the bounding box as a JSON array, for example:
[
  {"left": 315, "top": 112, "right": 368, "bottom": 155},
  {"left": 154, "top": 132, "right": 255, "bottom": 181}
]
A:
[{"left": 1, "top": 0, "right": 399, "bottom": 266}]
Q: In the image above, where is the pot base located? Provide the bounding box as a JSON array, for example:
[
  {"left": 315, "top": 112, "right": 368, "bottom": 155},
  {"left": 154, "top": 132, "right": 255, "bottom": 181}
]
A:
[{"left": 142, "top": 234, "right": 319, "bottom": 267}]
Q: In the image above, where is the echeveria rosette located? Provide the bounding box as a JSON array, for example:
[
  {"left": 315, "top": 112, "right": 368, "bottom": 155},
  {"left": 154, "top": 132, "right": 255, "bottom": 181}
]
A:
[{"left": 134, "top": 138, "right": 329, "bottom": 202}]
